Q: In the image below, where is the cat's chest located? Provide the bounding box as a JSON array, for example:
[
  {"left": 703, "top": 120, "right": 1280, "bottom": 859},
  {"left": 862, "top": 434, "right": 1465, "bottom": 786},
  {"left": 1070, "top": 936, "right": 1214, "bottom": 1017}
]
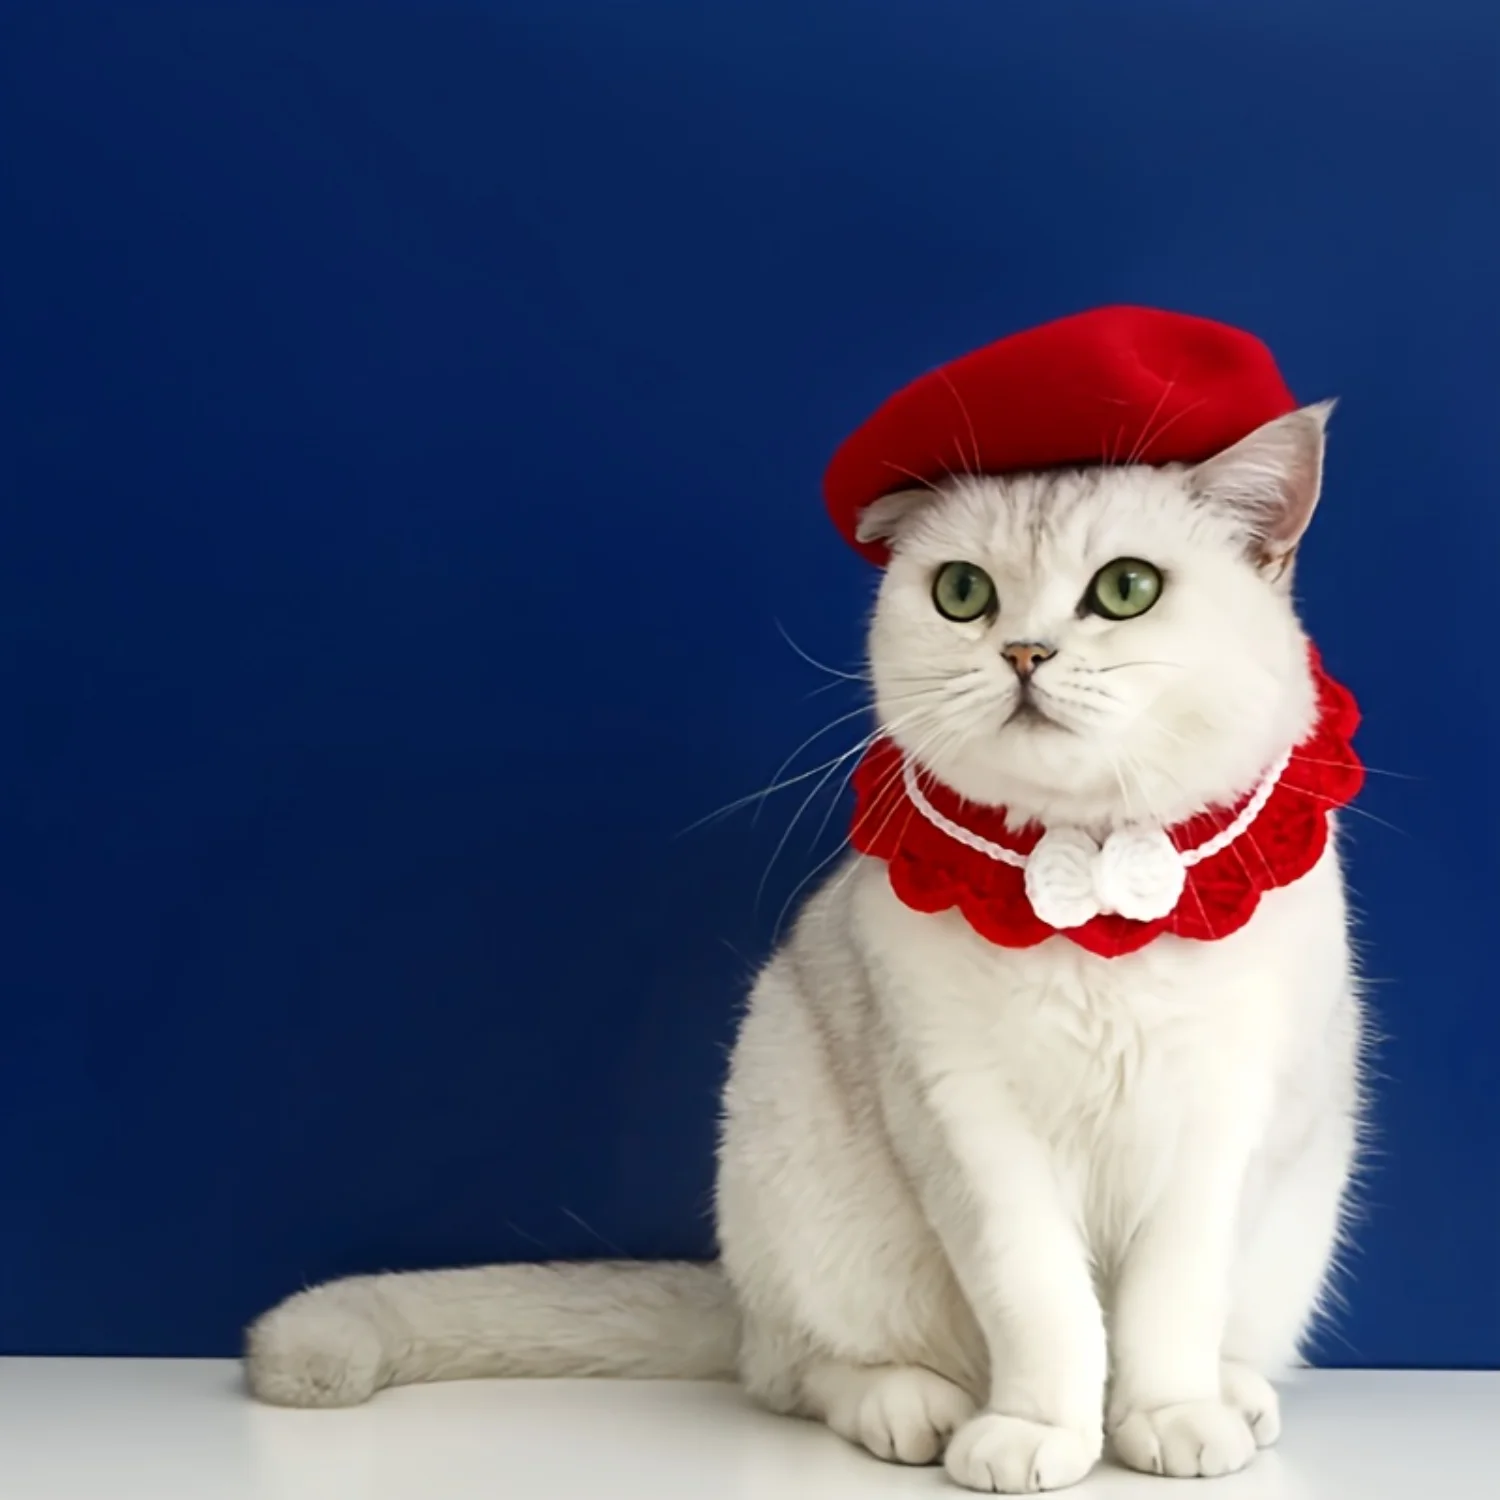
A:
[
  {"left": 856, "top": 865, "right": 1294, "bottom": 1130},
  {"left": 947, "top": 929, "right": 1241, "bottom": 1118}
]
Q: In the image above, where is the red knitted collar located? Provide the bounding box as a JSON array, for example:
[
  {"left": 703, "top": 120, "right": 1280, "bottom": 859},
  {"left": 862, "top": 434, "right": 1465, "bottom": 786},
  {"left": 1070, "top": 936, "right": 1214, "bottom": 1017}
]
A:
[{"left": 850, "top": 655, "right": 1363, "bottom": 958}]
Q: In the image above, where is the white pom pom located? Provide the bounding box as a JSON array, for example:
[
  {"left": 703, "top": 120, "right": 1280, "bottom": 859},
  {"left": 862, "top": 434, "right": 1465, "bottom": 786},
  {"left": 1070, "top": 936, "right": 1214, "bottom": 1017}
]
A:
[
  {"left": 1094, "top": 827, "right": 1186, "bottom": 922},
  {"left": 1024, "top": 828, "right": 1102, "bottom": 929}
]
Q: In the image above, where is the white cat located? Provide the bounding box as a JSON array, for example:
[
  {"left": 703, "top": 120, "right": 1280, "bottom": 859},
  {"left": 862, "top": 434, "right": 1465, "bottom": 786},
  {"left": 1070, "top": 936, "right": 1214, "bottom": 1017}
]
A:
[{"left": 247, "top": 404, "right": 1365, "bottom": 1494}]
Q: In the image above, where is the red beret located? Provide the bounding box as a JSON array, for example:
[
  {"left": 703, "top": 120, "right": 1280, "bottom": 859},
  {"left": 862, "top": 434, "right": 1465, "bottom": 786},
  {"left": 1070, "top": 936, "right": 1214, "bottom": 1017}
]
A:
[{"left": 824, "top": 305, "right": 1298, "bottom": 564}]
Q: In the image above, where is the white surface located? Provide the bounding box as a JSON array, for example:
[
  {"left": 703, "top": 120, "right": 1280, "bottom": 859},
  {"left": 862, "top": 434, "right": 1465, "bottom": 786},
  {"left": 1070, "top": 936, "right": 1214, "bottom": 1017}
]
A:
[{"left": 0, "top": 1361, "right": 1494, "bottom": 1498}]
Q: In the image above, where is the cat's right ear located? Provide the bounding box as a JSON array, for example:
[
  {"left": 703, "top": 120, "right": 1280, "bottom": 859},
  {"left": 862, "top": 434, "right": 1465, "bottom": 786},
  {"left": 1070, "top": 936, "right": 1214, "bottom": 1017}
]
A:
[{"left": 853, "top": 488, "right": 931, "bottom": 549}]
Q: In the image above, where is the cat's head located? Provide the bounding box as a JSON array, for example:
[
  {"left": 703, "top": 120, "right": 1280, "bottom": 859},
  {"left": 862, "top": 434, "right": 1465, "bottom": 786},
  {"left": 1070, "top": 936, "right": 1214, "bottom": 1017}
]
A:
[{"left": 862, "top": 404, "right": 1333, "bottom": 830}]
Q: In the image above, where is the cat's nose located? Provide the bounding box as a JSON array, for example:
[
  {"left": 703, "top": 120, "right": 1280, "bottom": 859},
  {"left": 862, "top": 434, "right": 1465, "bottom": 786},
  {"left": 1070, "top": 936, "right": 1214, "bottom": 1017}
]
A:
[{"left": 1001, "top": 642, "right": 1057, "bottom": 680}]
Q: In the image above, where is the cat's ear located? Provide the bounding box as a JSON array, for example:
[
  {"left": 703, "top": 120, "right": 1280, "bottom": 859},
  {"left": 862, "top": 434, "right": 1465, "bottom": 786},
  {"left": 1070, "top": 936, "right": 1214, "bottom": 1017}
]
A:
[
  {"left": 1188, "top": 401, "right": 1335, "bottom": 581},
  {"left": 854, "top": 488, "right": 932, "bottom": 548}
]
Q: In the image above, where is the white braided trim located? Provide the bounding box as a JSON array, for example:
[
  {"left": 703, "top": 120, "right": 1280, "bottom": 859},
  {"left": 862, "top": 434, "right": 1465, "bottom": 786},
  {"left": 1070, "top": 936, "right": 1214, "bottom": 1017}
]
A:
[
  {"left": 1179, "top": 748, "right": 1291, "bottom": 867},
  {"left": 899, "top": 750, "right": 1291, "bottom": 872},
  {"left": 900, "top": 759, "right": 1029, "bottom": 868}
]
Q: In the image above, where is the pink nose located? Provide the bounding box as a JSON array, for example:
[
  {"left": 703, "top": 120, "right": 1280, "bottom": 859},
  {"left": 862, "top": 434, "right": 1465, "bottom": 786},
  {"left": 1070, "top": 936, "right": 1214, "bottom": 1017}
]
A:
[{"left": 1001, "top": 642, "right": 1056, "bottom": 679}]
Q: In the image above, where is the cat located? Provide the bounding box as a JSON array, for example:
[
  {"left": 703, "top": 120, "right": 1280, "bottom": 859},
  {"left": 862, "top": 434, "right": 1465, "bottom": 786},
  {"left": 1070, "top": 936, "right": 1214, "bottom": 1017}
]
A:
[{"left": 246, "top": 402, "right": 1365, "bottom": 1494}]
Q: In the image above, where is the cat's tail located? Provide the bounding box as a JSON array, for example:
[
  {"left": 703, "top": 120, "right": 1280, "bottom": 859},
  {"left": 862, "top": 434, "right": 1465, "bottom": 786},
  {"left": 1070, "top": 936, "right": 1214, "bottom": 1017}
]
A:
[{"left": 245, "top": 1260, "right": 737, "bottom": 1408}]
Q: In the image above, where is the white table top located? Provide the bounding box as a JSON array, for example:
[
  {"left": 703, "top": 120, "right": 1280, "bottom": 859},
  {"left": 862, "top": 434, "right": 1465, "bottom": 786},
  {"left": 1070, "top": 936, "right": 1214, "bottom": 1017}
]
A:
[{"left": 0, "top": 1360, "right": 1494, "bottom": 1498}]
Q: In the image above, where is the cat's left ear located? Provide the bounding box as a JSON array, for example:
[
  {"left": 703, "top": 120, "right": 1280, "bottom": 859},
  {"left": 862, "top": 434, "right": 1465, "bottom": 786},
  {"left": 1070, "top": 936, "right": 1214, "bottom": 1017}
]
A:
[
  {"left": 1188, "top": 401, "right": 1335, "bottom": 581},
  {"left": 853, "top": 488, "right": 932, "bottom": 549}
]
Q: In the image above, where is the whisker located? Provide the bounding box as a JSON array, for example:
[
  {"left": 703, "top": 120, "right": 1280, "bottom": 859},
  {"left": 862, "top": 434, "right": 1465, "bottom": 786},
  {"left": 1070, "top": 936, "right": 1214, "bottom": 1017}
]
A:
[
  {"left": 876, "top": 461, "right": 947, "bottom": 497},
  {"left": 1291, "top": 752, "right": 1416, "bottom": 782},
  {"left": 678, "top": 739, "right": 872, "bottom": 835},
  {"left": 1124, "top": 378, "right": 1178, "bottom": 468},
  {"left": 751, "top": 701, "right": 887, "bottom": 823},
  {"left": 1118, "top": 753, "right": 1218, "bottom": 936},
  {"left": 818, "top": 718, "right": 973, "bottom": 901},
  {"left": 772, "top": 753, "right": 885, "bottom": 940},
  {"left": 805, "top": 675, "right": 863, "bottom": 701},
  {"left": 1280, "top": 782, "right": 1408, "bottom": 837},
  {"left": 794, "top": 698, "right": 960, "bottom": 882},
  {"left": 1036, "top": 687, "right": 1115, "bottom": 719},
  {"left": 680, "top": 690, "right": 954, "bottom": 836},
  {"left": 558, "top": 1207, "right": 627, "bottom": 1258},
  {"left": 1109, "top": 751, "right": 1142, "bottom": 823},
  {"left": 1236, "top": 826, "right": 1281, "bottom": 886},
  {"left": 753, "top": 693, "right": 953, "bottom": 911},
  {"left": 774, "top": 619, "right": 864, "bottom": 681},
  {"left": 757, "top": 749, "right": 854, "bottom": 911},
  {"left": 772, "top": 834, "right": 853, "bottom": 944},
  {"left": 1056, "top": 679, "right": 1124, "bottom": 703},
  {"left": 771, "top": 712, "right": 967, "bottom": 939},
  {"left": 1125, "top": 391, "right": 1208, "bottom": 468},
  {"left": 935, "top": 368, "right": 984, "bottom": 478}
]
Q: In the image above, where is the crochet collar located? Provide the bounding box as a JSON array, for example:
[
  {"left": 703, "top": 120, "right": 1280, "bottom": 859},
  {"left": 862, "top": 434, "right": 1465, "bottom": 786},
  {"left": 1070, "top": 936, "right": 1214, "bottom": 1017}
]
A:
[{"left": 850, "top": 654, "right": 1363, "bottom": 958}]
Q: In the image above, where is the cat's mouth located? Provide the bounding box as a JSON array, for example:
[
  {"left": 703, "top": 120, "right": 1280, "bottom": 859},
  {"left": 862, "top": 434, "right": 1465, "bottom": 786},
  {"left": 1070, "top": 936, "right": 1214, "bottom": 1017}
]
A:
[{"left": 1004, "top": 695, "right": 1073, "bottom": 735}]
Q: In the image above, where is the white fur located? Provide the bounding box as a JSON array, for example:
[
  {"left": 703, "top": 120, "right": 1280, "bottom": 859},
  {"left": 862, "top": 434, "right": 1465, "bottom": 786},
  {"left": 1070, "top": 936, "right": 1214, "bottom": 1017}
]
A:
[{"left": 247, "top": 409, "right": 1364, "bottom": 1494}]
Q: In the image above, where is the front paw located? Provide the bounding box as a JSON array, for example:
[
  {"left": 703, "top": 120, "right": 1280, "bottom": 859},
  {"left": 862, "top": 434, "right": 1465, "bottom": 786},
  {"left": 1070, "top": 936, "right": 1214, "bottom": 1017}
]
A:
[
  {"left": 822, "top": 1365, "right": 977, "bottom": 1466},
  {"left": 945, "top": 1412, "right": 1100, "bottom": 1493},
  {"left": 1111, "top": 1399, "right": 1257, "bottom": 1478},
  {"left": 1220, "top": 1360, "right": 1281, "bottom": 1448}
]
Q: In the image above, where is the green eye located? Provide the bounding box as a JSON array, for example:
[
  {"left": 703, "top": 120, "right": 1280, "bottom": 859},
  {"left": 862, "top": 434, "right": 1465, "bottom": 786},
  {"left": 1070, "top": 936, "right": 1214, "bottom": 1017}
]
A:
[
  {"left": 932, "top": 561, "right": 997, "bottom": 622},
  {"left": 1086, "top": 558, "right": 1163, "bottom": 620}
]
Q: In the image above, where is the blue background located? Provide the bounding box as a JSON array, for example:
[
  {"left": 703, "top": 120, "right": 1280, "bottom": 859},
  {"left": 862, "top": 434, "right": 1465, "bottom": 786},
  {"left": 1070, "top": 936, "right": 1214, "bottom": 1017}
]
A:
[{"left": 1, "top": 2, "right": 1495, "bottom": 1365}]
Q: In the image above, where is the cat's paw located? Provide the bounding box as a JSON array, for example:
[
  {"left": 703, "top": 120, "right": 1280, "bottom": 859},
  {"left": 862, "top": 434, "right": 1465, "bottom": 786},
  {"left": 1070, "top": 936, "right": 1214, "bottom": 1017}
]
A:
[
  {"left": 1111, "top": 1399, "right": 1257, "bottom": 1478},
  {"left": 245, "top": 1291, "right": 387, "bottom": 1408},
  {"left": 944, "top": 1412, "right": 1100, "bottom": 1493},
  {"left": 822, "top": 1366, "right": 977, "bottom": 1466},
  {"left": 1220, "top": 1361, "right": 1282, "bottom": 1448}
]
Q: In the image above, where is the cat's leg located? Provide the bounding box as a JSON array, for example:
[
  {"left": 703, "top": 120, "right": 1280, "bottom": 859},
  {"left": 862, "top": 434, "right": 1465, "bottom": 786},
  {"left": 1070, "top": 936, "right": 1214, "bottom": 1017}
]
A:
[
  {"left": 737, "top": 1315, "right": 978, "bottom": 1468},
  {"left": 733, "top": 1306, "right": 976, "bottom": 1464},
  {"left": 725, "top": 920, "right": 1103, "bottom": 1489},
  {"left": 718, "top": 962, "right": 984, "bottom": 1468},
  {"left": 1218, "top": 1108, "right": 1359, "bottom": 1449},
  {"left": 1106, "top": 1129, "right": 1261, "bottom": 1480},
  {"left": 889, "top": 1075, "right": 1108, "bottom": 1493},
  {"left": 728, "top": 1225, "right": 981, "bottom": 1470}
]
